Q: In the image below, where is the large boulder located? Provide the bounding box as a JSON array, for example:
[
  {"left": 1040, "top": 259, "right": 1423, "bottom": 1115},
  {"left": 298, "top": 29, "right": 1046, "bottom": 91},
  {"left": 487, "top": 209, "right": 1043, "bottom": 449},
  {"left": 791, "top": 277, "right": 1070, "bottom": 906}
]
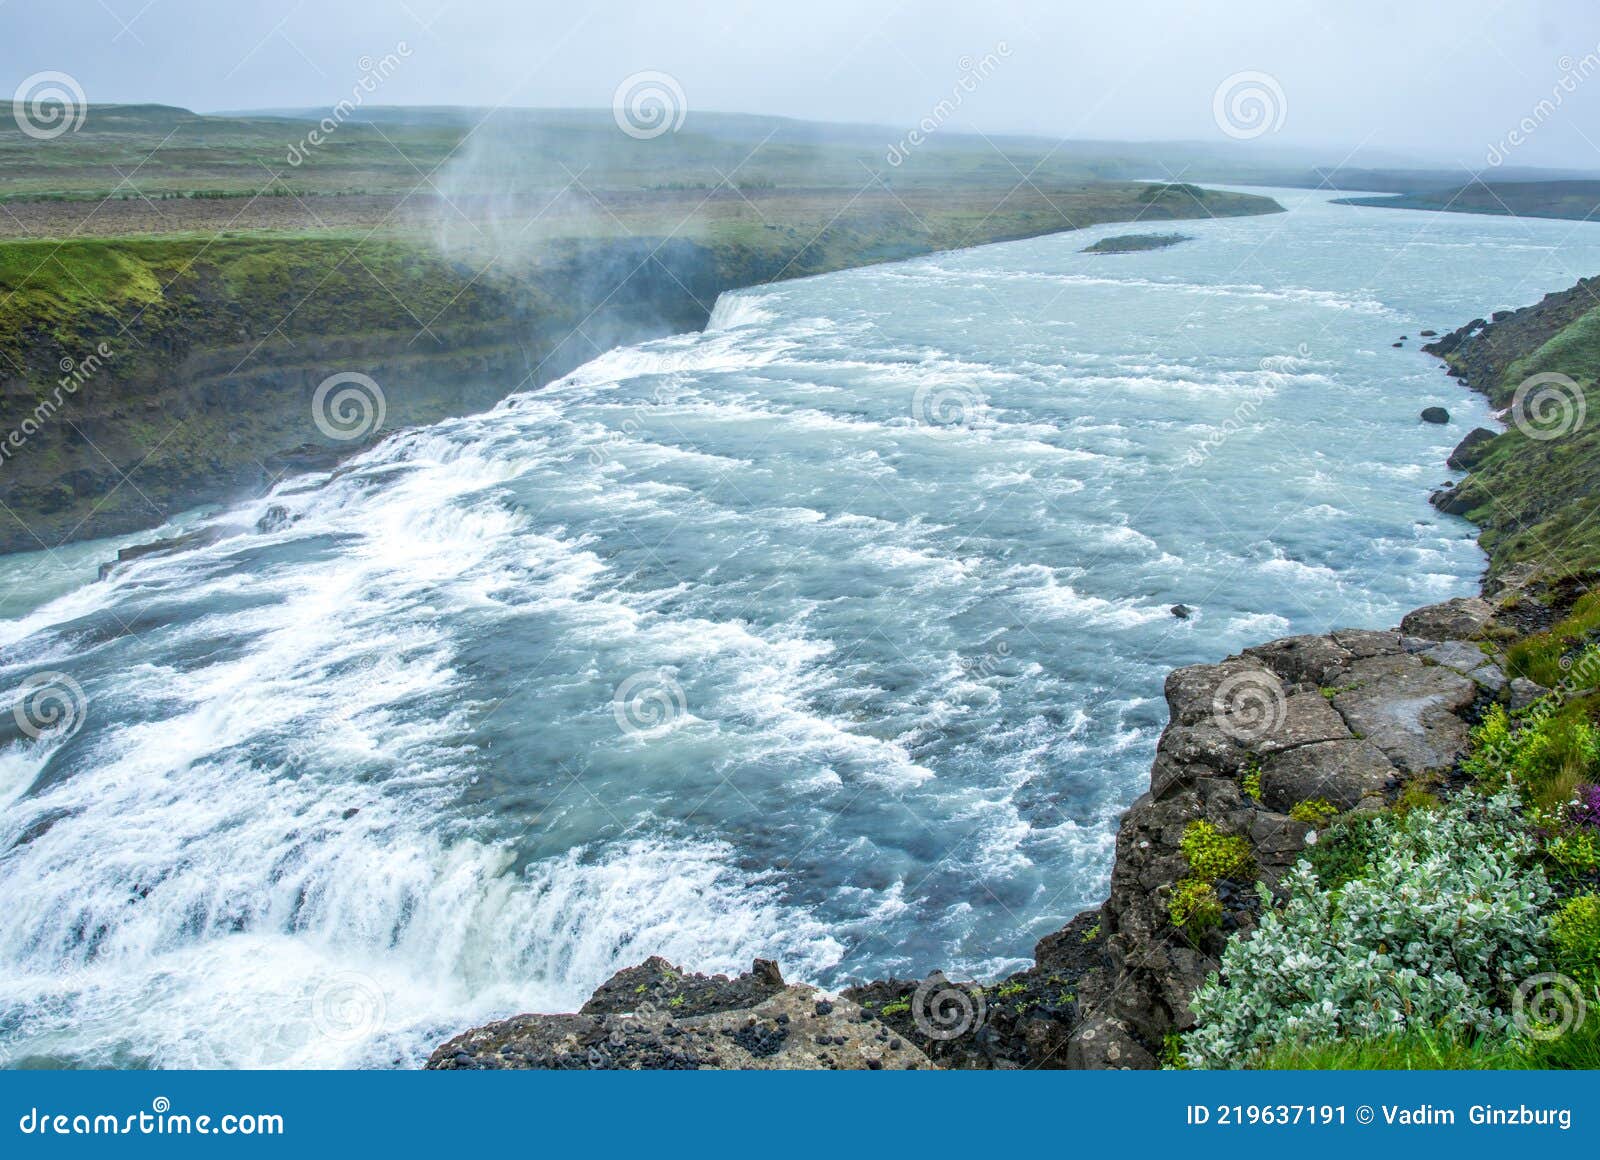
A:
[
  {"left": 1400, "top": 596, "right": 1494, "bottom": 640},
  {"left": 1259, "top": 738, "right": 1394, "bottom": 812},
  {"left": 1446, "top": 426, "right": 1497, "bottom": 470},
  {"left": 1243, "top": 633, "right": 1354, "bottom": 687},
  {"left": 1328, "top": 654, "right": 1476, "bottom": 774},
  {"left": 427, "top": 959, "right": 931, "bottom": 1070},
  {"left": 1429, "top": 481, "right": 1477, "bottom": 516}
]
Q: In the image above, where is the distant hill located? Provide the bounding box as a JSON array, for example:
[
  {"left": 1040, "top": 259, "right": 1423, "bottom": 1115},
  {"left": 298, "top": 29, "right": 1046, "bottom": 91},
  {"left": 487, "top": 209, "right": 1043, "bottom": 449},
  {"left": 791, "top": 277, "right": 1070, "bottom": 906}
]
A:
[{"left": 7, "top": 103, "right": 1592, "bottom": 202}]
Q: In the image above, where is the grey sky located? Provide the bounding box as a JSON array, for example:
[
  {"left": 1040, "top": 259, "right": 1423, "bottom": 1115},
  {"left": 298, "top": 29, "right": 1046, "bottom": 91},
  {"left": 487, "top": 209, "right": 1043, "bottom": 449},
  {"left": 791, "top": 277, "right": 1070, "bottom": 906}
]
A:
[{"left": 6, "top": 0, "right": 1600, "bottom": 170}]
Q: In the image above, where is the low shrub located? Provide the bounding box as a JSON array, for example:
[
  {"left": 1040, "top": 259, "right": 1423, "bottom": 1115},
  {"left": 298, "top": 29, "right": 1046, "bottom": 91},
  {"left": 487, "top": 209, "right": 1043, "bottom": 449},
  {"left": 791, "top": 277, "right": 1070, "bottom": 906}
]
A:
[
  {"left": 1545, "top": 825, "right": 1600, "bottom": 878},
  {"left": 1465, "top": 698, "right": 1600, "bottom": 811},
  {"left": 1168, "top": 821, "right": 1253, "bottom": 936},
  {"left": 1553, "top": 893, "right": 1600, "bottom": 988},
  {"left": 1289, "top": 798, "right": 1339, "bottom": 826},
  {"left": 1304, "top": 812, "right": 1386, "bottom": 891},
  {"left": 1183, "top": 793, "right": 1554, "bottom": 1068},
  {"left": 1169, "top": 878, "right": 1222, "bottom": 934},
  {"left": 1395, "top": 776, "right": 1443, "bottom": 815},
  {"left": 1179, "top": 820, "right": 1254, "bottom": 881}
]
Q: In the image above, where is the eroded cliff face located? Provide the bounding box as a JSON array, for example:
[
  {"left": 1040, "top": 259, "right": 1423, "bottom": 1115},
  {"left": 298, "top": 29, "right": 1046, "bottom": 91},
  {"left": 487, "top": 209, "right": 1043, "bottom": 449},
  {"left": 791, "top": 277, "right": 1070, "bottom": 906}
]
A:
[
  {"left": 1064, "top": 593, "right": 1528, "bottom": 1067},
  {"left": 0, "top": 237, "right": 746, "bottom": 554},
  {"left": 0, "top": 185, "right": 1288, "bottom": 558},
  {"left": 1423, "top": 278, "right": 1600, "bottom": 408}
]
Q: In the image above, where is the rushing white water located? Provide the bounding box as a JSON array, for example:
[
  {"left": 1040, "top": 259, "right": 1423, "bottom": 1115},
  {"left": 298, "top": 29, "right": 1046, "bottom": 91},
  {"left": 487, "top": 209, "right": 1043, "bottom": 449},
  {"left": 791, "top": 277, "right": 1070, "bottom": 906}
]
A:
[{"left": 2, "top": 188, "right": 1599, "bottom": 1068}]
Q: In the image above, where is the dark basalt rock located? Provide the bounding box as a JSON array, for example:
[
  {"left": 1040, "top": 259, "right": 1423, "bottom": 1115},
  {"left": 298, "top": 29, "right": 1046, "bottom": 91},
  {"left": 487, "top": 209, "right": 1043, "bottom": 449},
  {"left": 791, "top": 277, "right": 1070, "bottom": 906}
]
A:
[
  {"left": 1170, "top": 603, "right": 1192, "bottom": 619},
  {"left": 428, "top": 958, "right": 928, "bottom": 1070},
  {"left": 1420, "top": 406, "right": 1450, "bottom": 423},
  {"left": 1429, "top": 480, "right": 1476, "bottom": 515},
  {"left": 580, "top": 955, "right": 786, "bottom": 1019},
  {"left": 96, "top": 527, "right": 220, "bottom": 581},
  {"left": 1259, "top": 739, "right": 1393, "bottom": 812},
  {"left": 256, "top": 504, "right": 295, "bottom": 533},
  {"left": 1400, "top": 596, "right": 1494, "bottom": 640},
  {"left": 1446, "top": 426, "right": 1497, "bottom": 470},
  {"left": 1243, "top": 633, "right": 1354, "bottom": 687}
]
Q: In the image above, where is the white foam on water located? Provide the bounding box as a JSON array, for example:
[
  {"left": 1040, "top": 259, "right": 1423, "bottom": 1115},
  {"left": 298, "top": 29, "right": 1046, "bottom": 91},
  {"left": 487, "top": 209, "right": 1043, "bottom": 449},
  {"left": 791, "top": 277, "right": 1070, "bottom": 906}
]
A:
[
  {"left": 706, "top": 291, "right": 779, "bottom": 332},
  {"left": 1, "top": 188, "right": 1543, "bottom": 1068},
  {"left": 0, "top": 830, "right": 841, "bottom": 1068}
]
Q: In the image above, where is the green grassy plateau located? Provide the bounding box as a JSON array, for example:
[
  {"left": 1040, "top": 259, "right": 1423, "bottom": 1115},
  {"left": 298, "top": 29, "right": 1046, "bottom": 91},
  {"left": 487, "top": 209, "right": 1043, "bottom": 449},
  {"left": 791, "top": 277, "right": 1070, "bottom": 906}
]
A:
[{"left": 0, "top": 105, "right": 1285, "bottom": 553}]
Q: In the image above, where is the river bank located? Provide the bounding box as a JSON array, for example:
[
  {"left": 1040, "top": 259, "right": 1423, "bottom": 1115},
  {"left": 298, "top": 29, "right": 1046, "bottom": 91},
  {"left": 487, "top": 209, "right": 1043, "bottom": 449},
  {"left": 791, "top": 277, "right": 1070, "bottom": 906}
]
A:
[
  {"left": 0, "top": 183, "right": 1279, "bottom": 555},
  {"left": 427, "top": 273, "right": 1600, "bottom": 1071}
]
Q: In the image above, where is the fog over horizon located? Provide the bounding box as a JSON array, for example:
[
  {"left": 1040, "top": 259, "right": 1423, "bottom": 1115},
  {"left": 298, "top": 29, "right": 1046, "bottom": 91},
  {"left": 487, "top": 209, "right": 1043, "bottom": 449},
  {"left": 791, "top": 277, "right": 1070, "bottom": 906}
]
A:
[{"left": 6, "top": 1, "right": 1600, "bottom": 173}]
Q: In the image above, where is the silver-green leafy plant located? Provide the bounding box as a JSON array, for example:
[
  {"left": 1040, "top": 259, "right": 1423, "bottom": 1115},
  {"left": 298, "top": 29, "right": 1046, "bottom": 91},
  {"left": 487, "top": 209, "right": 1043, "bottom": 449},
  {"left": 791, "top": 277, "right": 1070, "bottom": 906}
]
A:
[{"left": 1183, "top": 792, "right": 1554, "bottom": 1068}]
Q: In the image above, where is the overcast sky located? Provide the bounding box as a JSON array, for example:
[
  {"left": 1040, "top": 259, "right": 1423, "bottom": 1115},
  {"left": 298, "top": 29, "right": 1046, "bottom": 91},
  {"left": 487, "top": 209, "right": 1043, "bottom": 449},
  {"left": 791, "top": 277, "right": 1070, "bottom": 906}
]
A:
[{"left": 5, "top": 0, "right": 1600, "bottom": 170}]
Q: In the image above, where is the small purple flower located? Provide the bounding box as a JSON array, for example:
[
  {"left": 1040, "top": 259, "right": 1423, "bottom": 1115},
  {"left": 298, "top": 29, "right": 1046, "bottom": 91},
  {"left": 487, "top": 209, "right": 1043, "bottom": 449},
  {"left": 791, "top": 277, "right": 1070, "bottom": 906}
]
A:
[{"left": 1573, "top": 783, "right": 1600, "bottom": 829}]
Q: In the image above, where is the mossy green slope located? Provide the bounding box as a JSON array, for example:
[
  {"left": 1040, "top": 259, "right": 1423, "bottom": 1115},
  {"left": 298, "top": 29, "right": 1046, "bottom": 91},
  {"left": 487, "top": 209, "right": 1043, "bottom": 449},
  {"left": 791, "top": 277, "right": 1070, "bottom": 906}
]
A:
[{"left": 1428, "top": 279, "right": 1600, "bottom": 579}]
